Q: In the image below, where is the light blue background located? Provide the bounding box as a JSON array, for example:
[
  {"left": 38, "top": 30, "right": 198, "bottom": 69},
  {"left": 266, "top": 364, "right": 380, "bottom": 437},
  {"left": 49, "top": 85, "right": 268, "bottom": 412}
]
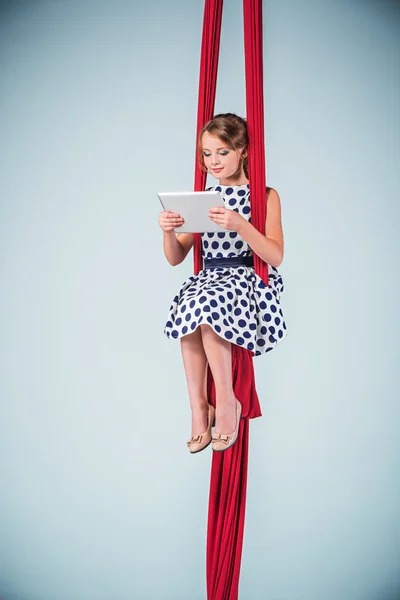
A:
[{"left": 1, "top": 1, "right": 399, "bottom": 599}]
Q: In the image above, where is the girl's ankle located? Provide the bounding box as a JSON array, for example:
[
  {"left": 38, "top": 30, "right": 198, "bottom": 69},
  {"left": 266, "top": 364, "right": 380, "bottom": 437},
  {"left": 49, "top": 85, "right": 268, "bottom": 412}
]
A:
[{"left": 216, "top": 395, "right": 236, "bottom": 407}]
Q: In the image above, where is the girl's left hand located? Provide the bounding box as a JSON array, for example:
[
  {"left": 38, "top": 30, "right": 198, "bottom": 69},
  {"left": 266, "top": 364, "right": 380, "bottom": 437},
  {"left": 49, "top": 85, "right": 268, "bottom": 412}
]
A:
[{"left": 208, "top": 207, "right": 245, "bottom": 232}]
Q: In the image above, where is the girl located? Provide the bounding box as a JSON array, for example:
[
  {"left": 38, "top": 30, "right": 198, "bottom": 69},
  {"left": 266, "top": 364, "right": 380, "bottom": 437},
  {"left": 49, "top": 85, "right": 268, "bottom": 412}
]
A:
[{"left": 159, "top": 113, "right": 287, "bottom": 454}]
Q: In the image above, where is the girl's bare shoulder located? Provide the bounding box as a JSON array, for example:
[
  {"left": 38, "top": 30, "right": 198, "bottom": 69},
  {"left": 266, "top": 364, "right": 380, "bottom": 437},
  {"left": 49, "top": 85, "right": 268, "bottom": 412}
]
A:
[
  {"left": 266, "top": 186, "right": 281, "bottom": 207},
  {"left": 266, "top": 185, "right": 279, "bottom": 197}
]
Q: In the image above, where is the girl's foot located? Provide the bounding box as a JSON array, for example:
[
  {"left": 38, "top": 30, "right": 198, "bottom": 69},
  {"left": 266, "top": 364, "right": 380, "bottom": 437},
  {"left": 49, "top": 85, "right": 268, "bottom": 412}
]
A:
[
  {"left": 187, "top": 403, "right": 215, "bottom": 454},
  {"left": 212, "top": 400, "right": 241, "bottom": 452},
  {"left": 214, "top": 396, "right": 237, "bottom": 435},
  {"left": 191, "top": 400, "right": 210, "bottom": 438}
]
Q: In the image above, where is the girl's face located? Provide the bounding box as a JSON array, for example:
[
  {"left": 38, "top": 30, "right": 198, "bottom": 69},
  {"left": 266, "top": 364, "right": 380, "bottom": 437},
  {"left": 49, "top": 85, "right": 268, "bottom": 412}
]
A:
[{"left": 201, "top": 132, "right": 247, "bottom": 185}]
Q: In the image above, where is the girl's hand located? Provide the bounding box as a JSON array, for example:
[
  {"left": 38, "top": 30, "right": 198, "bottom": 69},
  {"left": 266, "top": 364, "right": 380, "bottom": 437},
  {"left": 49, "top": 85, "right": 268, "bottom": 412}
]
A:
[
  {"left": 159, "top": 210, "right": 184, "bottom": 233},
  {"left": 208, "top": 207, "right": 245, "bottom": 232}
]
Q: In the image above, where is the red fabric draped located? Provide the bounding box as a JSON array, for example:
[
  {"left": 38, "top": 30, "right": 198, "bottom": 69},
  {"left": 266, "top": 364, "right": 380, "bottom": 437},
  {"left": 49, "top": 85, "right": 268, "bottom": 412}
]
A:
[
  {"left": 243, "top": 0, "right": 268, "bottom": 285},
  {"left": 192, "top": 1, "right": 267, "bottom": 598},
  {"left": 206, "top": 346, "right": 261, "bottom": 600},
  {"left": 193, "top": 0, "right": 223, "bottom": 273}
]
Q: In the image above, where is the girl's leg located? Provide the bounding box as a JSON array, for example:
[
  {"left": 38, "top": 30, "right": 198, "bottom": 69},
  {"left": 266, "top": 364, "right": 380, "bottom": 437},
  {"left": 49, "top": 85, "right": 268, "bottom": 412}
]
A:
[
  {"left": 180, "top": 327, "right": 210, "bottom": 437},
  {"left": 199, "top": 324, "right": 237, "bottom": 435}
]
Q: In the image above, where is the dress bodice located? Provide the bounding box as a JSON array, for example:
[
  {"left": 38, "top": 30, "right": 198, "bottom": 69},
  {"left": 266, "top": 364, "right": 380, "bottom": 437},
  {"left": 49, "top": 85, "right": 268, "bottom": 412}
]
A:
[{"left": 201, "top": 184, "right": 252, "bottom": 259}]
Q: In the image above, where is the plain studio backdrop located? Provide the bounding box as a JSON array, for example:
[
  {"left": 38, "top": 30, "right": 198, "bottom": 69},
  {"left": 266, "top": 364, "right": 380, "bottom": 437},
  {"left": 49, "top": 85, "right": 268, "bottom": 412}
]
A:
[{"left": 0, "top": 1, "right": 399, "bottom": 599}]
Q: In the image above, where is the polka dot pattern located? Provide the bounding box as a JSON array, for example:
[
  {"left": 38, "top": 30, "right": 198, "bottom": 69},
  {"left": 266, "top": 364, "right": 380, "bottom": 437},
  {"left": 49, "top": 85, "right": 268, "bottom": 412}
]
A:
[{"left": 164, "top": 184, "right": 287, "bottom": 356}]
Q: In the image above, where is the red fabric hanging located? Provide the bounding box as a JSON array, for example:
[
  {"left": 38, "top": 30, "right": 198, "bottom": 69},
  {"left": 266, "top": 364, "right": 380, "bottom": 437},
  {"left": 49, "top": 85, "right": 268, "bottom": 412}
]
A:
[
  {"left": 193, "top": 0, "right": 223, "bottom": 272},
  {"left": 206, "top": 346, "right": 261, "bottom": 600},
  {"left": 192, "top": 1, "right": 267, "bottom": 598},
  {"left": 243, "top": 0, "right": 268, "bottom": 285}
]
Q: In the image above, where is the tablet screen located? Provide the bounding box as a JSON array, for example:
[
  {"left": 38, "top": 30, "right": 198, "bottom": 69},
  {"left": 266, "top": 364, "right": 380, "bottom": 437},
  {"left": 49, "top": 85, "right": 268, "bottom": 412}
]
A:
[{"left": 158, "top": 191, "right": 226, "bottom": 233}]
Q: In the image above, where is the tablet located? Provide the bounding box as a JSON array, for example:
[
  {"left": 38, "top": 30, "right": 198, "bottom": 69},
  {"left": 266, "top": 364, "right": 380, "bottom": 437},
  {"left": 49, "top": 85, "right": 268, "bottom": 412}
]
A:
[{"left": 158, "top": 190, "right": 226, "bottom": 233}]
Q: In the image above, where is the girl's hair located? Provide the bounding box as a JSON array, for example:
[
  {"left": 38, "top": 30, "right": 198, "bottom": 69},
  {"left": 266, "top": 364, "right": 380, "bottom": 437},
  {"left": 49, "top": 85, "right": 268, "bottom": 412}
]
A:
[{"left": 197, "top": 113, "right": 249, "bottom": 179}]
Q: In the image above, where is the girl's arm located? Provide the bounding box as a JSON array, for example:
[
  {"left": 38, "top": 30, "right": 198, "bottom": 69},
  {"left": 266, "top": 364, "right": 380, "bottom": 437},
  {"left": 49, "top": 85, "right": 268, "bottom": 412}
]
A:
[
  {"left": 237, "top": 188, "right": 284, "bottom": 268},
  {"left": 163, "top": 232, "right": 194, "bottom": 266}
]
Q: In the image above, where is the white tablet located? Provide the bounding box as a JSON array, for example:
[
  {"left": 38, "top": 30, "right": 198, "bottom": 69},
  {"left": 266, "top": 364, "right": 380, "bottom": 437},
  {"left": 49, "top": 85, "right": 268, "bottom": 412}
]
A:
[{"left": 158, "top": 190, "right": 226, "bottom": 233}]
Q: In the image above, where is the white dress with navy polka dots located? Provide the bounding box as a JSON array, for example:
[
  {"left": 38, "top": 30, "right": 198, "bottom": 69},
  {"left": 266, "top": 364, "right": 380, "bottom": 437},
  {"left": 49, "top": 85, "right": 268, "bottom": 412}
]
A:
[{"left": 164, "top": 184, "right": 287, "bottom": 356}]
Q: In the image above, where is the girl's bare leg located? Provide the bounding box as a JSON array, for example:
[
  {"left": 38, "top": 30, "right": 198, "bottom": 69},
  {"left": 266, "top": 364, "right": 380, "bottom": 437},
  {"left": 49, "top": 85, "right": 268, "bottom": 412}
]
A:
[
  {"left": 199, "top": 324, "right": 237, "bottom": 434},
  {"left": 180, "top": 327, "right": 210, "bottom": 437}
]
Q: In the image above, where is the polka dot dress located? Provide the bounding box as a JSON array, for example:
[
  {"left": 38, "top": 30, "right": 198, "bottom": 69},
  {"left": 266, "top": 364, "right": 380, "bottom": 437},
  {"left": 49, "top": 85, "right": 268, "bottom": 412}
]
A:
[{"left": 164, "top": 184, "right": 287, "bottom": 356}]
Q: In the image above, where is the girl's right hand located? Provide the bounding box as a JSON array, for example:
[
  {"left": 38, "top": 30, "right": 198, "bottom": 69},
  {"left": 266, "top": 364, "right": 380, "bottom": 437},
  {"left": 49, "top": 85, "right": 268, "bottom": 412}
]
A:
[{"left": 158, "top": 210, "right": 185, "bottom": 233}]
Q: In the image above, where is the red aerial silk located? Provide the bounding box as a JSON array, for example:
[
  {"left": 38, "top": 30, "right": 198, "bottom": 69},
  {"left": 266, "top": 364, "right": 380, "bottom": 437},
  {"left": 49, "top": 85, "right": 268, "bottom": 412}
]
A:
[
  {"left": 243, "top": 0, "right": 268, "bottom": 284},
  {"left": 193, "top": 0, "right": 223, "bottom": 269},
  {"left": 205, "top": 347, "right": 261, "bottom": 600},
  {"left": 193, "top": 1, "right": 268, "bottom": 598}
]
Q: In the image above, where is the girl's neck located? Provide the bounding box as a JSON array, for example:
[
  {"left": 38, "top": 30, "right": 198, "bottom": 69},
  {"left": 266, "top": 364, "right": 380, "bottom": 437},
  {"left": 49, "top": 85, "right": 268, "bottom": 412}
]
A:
[{"left": 217, "top": 176, "right": 249, "bottom": 186}]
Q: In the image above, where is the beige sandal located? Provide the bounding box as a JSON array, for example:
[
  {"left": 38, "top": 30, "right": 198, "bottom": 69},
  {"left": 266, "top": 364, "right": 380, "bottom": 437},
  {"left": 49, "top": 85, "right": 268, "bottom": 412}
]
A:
[
  {"left": 211, "top": 399, "right": 242, "bottom": 452},
  {"left": 186, "top": 404, "right": 216, "bottom": 454}
]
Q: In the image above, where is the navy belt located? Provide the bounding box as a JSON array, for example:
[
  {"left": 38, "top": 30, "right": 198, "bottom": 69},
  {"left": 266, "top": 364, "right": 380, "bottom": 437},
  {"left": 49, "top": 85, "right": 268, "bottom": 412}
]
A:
[{"left": 203, "top": 255, "right": 254, "bottom": 269}]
